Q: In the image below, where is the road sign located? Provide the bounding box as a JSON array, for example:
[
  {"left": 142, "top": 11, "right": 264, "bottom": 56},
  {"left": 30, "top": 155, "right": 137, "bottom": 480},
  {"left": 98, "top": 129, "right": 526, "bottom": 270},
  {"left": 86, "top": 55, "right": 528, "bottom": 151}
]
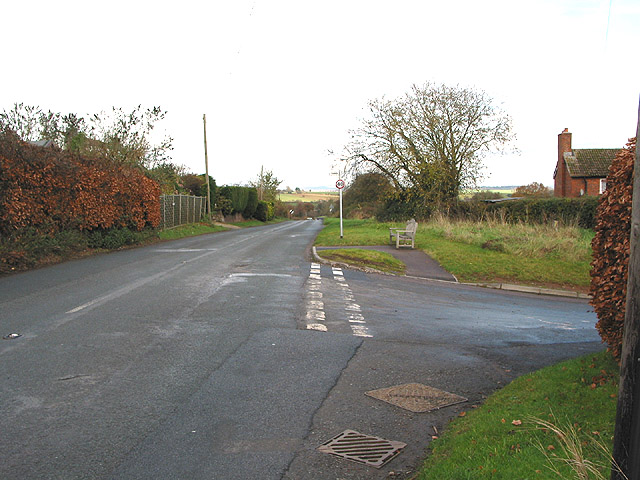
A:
[{"left": 336, "top": 179, "right": 345, "bottom": 189}]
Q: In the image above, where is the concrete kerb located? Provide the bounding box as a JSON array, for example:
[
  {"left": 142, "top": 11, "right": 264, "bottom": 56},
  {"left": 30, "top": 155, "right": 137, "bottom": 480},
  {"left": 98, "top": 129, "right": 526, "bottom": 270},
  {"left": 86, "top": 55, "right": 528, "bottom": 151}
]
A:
[
  {"left": 312, "top": 247, "right": 590, "bottom": 300},
  {"left": 464, "top": 282, "right": 592, "bottom": 300}
]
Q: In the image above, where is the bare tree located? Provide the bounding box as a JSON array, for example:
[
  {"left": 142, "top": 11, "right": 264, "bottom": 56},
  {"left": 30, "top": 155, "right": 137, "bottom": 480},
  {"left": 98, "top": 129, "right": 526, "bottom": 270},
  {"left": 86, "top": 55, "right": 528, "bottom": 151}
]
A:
[
  {"left": 343, "top": 82, "right": 514, "bottom": 204},
  {"left": 87, "top": 105, "right": 173, "bottom": 168},
  {"left": 0, "top": 103, "right": 43, "bottom": 141}
]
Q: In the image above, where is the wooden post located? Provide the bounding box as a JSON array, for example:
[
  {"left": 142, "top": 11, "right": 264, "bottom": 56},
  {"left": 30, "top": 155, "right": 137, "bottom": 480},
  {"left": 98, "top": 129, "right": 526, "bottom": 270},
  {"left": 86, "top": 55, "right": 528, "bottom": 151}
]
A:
[
  {"left": 612, "top": 99, "right": 640, "bottom": 479},
  {"left": 203, "top": 114, "right": 211, "bottom": 217}
]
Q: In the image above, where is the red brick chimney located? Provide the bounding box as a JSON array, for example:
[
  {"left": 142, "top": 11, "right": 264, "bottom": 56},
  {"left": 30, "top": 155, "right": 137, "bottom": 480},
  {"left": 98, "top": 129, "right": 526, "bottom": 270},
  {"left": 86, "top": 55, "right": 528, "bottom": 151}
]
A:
[{"left": 555, "top": 128, "right": 572, "bottom": 197}]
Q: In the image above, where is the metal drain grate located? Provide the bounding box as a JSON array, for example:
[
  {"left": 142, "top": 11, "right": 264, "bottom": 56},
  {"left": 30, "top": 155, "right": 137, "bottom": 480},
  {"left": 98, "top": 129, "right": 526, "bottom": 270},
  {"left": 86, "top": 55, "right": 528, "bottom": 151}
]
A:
[
  {"left": 318, "top": 429, "right": 406, "bottom": 468},
  {"left": 365, "top": 383, "right": 467, "bottom": 413}
]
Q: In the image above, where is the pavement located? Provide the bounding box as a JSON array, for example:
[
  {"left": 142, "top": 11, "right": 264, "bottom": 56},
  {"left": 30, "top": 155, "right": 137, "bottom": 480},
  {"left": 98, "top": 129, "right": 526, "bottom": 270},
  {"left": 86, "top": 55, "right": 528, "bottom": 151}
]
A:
[{"left": 313, "top": 245, "right": 591, "bottom": 299}]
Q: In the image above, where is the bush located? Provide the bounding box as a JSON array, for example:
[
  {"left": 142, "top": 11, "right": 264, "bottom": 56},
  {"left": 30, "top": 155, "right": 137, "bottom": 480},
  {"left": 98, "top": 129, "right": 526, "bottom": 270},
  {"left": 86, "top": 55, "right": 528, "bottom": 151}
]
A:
[
  {"left": 255, "top": 201, "right": 275, "bottom": 222},
  {"left": 0, "top": 228, "right": 88, "bottom": 273},
  {"left": 590, "top": 138, "right": 635, "bottom": 362}
]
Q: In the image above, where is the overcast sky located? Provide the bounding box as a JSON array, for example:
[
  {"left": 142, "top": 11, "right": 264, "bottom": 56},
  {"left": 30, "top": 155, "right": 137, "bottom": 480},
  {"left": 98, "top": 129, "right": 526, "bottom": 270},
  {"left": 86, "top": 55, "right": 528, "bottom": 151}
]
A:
[{"left": 3, "top": 0, "right": 639, "bottom": 190}]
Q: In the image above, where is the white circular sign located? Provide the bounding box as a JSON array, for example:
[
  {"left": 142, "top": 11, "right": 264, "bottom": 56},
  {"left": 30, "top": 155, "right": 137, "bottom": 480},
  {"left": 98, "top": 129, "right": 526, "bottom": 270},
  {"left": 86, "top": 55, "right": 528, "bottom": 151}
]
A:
[{"left": 336, "top": 179, "right": 345, "bottom": 189}]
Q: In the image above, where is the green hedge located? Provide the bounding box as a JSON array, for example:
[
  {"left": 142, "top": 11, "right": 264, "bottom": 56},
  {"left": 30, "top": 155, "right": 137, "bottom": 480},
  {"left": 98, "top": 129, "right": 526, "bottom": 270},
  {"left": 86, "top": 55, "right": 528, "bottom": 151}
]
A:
[
  {"left": 377, "top": 195, "right": 598, "bottom": 229},
  {"left": 218, "top": 186, "right": 259, "bottom": 218},
  {"left": 482, "top": 197, "right": 598, "bottom": 229}
]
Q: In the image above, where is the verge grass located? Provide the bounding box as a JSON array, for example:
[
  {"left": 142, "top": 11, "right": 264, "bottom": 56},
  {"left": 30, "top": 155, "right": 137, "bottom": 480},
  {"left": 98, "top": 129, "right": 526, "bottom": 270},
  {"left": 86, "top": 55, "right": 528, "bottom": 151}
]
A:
[
  {"left": 158, "top": 222, "right": 227, "bottom": 240},
  {"left": 315, "top": 218, "right": 593, "bottom": 290},
  {"left": 416, "top": 350, "right": 618, "bottom": 479},
  {"left": 316, "top": 248, "right": 405, "bottom": 274}
]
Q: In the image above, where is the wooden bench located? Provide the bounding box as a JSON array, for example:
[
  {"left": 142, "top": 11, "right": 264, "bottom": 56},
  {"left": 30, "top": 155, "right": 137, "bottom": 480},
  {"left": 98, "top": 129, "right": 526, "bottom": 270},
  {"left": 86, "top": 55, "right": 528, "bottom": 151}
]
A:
[{"left": 389, "top": 219, "right": 418, "bottom": 249}]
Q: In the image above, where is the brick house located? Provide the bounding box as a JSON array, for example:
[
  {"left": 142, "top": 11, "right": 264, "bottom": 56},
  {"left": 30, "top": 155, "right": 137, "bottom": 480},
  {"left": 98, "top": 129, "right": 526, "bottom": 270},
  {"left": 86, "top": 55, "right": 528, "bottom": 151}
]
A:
[{"left": 553, "top": 128, "right": 618, "bottom": 197}]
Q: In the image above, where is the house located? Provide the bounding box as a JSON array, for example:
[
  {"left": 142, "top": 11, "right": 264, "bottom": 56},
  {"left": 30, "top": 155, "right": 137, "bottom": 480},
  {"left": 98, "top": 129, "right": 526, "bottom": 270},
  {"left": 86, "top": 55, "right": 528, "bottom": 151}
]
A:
[{"left": 553, "top": 128, "right": 618, "bottom": 197}]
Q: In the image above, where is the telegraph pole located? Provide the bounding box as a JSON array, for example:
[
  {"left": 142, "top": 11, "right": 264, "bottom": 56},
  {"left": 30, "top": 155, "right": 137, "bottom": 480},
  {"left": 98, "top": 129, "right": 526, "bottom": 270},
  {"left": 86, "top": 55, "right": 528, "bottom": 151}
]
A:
[
  {"left": 612, "top": 99, "right": 640, "bottom": 480},
  {"left": 203, "top": 114, "right": 211, "bottom": 217}
]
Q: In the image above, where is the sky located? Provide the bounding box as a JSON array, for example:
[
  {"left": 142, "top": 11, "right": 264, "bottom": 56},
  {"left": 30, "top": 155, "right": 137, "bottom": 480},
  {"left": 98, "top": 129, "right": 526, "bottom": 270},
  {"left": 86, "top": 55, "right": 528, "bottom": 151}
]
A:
[{"left": 2, "top": 0, "right": 639, "bottom": 190}]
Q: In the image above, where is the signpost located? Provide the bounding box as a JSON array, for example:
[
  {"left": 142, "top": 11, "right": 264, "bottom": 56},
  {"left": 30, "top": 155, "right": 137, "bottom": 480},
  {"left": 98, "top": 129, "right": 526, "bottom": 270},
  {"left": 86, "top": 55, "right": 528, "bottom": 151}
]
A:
[
  {"left": 203, "top": 114, "right": 211, "bottom": 217},
  {"left": 336, "top": 179, "right": 345, "bottom": 239}
]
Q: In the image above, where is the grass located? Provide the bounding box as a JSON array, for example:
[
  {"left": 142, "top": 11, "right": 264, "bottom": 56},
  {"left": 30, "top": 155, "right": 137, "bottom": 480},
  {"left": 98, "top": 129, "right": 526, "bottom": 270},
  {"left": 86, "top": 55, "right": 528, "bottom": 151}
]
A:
[
  {"left": 316, "top": 248, "right": 405, "bottom": 274},
  {"left": 158, "top": 222, "right": 227, "bottom": 241},
  {"left": 228, "top": 218, "right": 288, "bottom": 228},
  {"left": 416, "top": 350, "right": 619, "bottom": 479},
  {"left": 314, "top": 218, "right": 593, "bottom": 291}
]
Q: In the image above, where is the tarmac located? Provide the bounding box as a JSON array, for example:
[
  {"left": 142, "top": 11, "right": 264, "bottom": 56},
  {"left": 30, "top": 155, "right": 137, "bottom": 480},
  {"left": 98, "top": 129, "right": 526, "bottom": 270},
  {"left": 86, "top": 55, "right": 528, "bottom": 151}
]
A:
[{"left": 313, "top": 245, "right": 591, "bottom": 300}]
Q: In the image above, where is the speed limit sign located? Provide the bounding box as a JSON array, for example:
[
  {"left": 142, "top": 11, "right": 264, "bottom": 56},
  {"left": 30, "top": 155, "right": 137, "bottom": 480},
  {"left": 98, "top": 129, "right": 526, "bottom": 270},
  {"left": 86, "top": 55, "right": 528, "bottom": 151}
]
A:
[{"left": 336, "top": 179, "right": 345, "bottom": 189}]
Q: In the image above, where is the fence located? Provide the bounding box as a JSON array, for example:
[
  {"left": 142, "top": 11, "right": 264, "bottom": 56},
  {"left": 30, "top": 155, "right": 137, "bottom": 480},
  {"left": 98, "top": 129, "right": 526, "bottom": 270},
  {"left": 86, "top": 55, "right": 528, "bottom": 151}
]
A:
[{"left": 159, "top": 194, "right": 207, "bottom": 230}]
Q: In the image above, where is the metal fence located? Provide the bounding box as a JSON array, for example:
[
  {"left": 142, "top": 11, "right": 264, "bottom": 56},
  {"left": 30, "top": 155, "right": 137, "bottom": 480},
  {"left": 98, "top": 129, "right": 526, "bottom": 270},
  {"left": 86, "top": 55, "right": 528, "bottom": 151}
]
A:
[{"left": 159, "top": 194, "right": 207, "bottom": 230}]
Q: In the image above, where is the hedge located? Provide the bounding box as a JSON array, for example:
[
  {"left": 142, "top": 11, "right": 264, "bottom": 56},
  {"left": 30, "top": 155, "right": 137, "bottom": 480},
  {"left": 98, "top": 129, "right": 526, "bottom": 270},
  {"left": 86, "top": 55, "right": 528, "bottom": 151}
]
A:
[
  {"left": 0, "top": 129, "right": 160, "bottom": 236},
  {"left": 377, "top": 193, "right": 599, "bottom": 229},
  {"left": 590, "top": 138, "right": 635, "bottom": 362},
  {"left": 218, "top": 185, "right": 259, "bottom": 219},
  {"left": 0, "top": 129, "right": 160, "bottom": 273}
]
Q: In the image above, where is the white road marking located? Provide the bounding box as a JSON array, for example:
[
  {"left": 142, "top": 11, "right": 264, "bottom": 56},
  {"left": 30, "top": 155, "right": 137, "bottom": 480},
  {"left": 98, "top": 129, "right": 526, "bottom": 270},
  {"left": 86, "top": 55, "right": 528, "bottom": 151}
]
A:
[
  {"left": 304, "top": 264, "right": 372, "bottom": 338},
  {"left": 229, "top": 273, "right": 292, "bottom": 278}
]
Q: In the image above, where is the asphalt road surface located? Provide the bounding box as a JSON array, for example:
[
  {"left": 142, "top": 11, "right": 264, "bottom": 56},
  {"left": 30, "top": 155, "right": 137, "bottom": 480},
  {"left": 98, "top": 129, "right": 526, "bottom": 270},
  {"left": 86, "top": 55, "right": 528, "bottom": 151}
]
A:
[{"left": 0, "top": 220, "right": 602, "bottom": 479}]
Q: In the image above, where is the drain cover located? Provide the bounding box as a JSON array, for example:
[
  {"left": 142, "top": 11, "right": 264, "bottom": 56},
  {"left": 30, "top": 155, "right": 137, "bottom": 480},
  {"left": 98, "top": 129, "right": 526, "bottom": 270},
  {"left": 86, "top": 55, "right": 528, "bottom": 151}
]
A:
[
  {"left": 365, "top": 383, "right": 467, "bottom": 413},
  {"left": 318, "top": 429, "right": 406, "bottom": 468}
]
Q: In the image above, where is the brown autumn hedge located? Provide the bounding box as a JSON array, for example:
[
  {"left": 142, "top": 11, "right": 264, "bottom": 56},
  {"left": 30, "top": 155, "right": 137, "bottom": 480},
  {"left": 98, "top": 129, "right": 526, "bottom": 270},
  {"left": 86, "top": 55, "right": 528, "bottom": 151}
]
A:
[
  {"left": 0, "top": 129, "right": 160, "bottom": 237},
  {"left": 590, "top": 137, "right": 636, "bottom": 362}
]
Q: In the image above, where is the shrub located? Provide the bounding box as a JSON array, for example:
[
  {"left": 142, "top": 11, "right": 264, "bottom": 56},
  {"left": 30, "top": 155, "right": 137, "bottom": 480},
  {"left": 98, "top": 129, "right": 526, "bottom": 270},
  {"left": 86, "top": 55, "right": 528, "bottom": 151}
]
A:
[
  {"left": 590, "top": 138, "right": 635, "bottom": 362},
  {"left": 255, "top": 201, "right": 275, "bottom": 222}
]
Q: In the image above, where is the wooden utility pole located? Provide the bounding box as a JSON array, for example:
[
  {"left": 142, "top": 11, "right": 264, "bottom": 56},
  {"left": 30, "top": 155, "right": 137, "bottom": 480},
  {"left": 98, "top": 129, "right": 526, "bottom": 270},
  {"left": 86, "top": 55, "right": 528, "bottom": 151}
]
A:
[
  {"left": 612, "top": 99, "right": 640, "bottom": 480},
  {"left": 203, "top": 114, "right": 211, "bottom": 217}
]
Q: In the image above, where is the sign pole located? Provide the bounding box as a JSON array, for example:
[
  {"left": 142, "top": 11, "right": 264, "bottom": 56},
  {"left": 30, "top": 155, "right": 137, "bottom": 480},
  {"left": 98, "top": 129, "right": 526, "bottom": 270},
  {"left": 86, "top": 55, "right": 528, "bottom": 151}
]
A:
[
  {"left": 336, "top": 179, "right": 345, "bottom": 239},
  {"left": 203, "top": 114, "right": 211, "bottom": 217}
]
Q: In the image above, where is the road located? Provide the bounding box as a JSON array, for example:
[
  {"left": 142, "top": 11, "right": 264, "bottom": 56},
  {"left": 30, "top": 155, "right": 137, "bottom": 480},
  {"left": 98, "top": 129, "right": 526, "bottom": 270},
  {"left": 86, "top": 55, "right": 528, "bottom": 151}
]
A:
[{"left": 0, "top": 220, "right": 602, "bottom": 479}]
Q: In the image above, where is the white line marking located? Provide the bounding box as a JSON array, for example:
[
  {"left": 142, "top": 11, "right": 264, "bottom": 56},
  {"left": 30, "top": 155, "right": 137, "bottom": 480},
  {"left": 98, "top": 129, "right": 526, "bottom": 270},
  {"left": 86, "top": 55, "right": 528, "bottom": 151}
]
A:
[
  {"left": 307, "top": 323, "right": 328, "bottom": 332},
  {"left": 229, "top": 273, "right": 292, "bottom": 278},
  {"left": 351, "top": 325, "right": 372, "bottom": 337}
]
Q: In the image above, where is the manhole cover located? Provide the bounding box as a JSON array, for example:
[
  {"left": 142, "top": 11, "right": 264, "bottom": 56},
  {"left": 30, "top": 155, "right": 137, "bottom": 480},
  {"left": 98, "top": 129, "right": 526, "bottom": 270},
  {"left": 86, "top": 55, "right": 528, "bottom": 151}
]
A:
[
  {"left": 318, "top": 429, "right": 406, "bottom": 468},
  {"left": 365, "top": 383, "right": 467, "bottom": 413}
]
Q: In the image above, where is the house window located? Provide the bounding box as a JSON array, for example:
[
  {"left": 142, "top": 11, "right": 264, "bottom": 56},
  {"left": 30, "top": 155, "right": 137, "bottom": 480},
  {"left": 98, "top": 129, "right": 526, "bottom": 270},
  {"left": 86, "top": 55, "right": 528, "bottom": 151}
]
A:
[{"left": 599, "top": 178, "right": 607, "bottom": 194}]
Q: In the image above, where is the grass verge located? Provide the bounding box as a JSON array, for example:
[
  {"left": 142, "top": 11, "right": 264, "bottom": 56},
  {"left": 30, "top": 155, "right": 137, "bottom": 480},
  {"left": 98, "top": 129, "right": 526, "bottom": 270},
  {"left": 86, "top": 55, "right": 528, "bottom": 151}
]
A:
[
  {"left": 316, "top": 248, "right": 405, "bottom": 274},
  {"left": 158, "top": 222, "right": 227, "bottom": 241},
  {"left": 315, "top": 218, "right": 592, "bottom": 291},
  {"left": 416, "top": 350, "right": 618, "bottom": 479}
]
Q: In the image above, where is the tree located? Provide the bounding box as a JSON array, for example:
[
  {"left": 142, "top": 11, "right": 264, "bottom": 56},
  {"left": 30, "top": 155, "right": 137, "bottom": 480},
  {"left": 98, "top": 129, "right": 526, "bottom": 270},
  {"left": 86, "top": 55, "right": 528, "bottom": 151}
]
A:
[
  {"left": 342, "top": 82, "right": 514, "bottom": 208},
  {"left": 0, "top": 103, "right": 46, "bottom": 141},
  {"left": 250, "top": 166, "right": 282, "bottom": 202},
  {"left": 0, "top": 103, "right": 173, "bottom": 171},
  {"left": 147, "top": 162, "right": 186, "bottom": 194},
  {"left": 87, "top": 105, "right": 173, "bottom": 168},
  {"left": 343, "top": 172, "right": 393, "bottom": 218},
  {"left": 514, "top": 182, "right": 552, "bottom": 197},
  {"left": 181, "top": 174, "right": 205, "bottom": 196}
]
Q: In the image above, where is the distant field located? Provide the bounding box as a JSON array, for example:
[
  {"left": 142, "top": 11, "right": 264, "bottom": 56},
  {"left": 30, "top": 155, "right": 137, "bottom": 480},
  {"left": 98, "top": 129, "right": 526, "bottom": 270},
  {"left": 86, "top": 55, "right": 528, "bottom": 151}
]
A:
[
  {"left": 459, "top": 187, "right": 516, "bottom": 199},
  {"left": 279, "top": 192, "right": 338, "bottom": 202}
]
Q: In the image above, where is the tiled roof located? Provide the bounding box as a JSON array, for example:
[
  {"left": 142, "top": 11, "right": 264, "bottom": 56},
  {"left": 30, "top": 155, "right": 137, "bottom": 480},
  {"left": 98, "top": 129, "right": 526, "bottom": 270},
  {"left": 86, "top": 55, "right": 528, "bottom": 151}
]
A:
[{"left": 564, "top": 148, "right": 619, "bottom": 178}]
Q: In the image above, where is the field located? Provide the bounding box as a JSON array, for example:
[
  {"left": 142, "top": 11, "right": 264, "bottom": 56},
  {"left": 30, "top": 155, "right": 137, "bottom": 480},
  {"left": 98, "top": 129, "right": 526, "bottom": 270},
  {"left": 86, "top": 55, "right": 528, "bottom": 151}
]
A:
[{"left": 278, "top": 191, "right": 338, "bottom": 202}]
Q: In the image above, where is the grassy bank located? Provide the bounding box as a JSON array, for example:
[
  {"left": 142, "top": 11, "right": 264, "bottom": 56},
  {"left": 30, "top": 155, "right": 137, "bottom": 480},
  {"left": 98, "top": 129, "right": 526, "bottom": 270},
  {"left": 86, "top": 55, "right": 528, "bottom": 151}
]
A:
[
  {"left": 157, "top": 223, "right": 228, "bottom": 240},
  {"left": 417, "top": 350, "right": 618, "bottom": 479},
  {"left": 316, "top": 248, "right": 405, "bottom": 274},
  {"left": 315, "top": 218, "right": 593, "bottom": 290}
]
